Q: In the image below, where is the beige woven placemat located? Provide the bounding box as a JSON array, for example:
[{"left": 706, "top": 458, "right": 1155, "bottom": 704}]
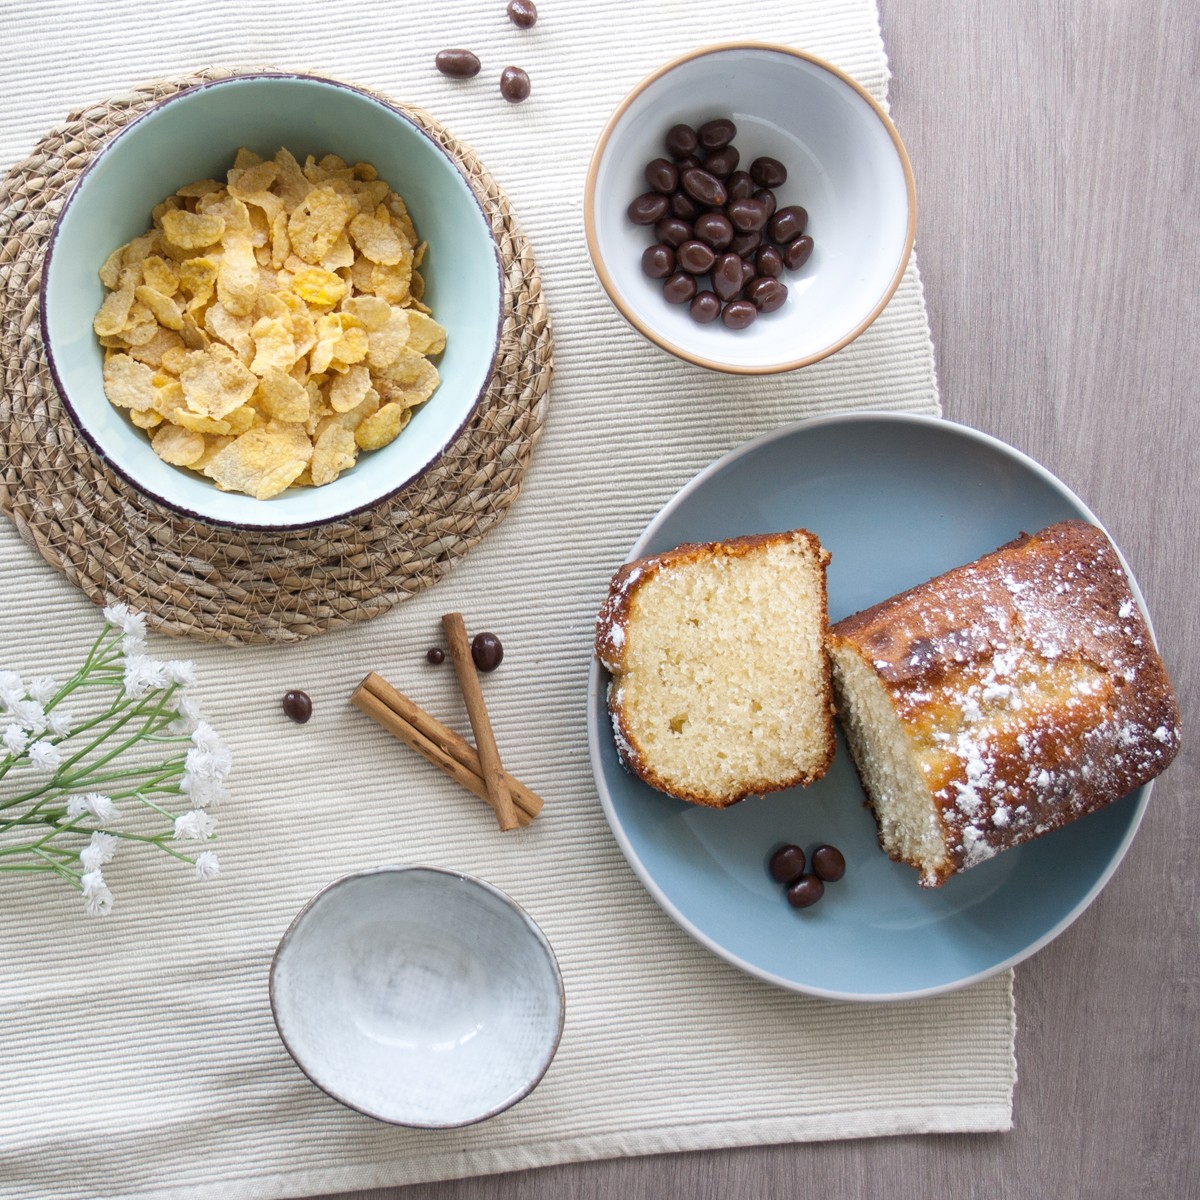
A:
[{"left": 0, "top": 67, "right": 552, "bottom": 646}]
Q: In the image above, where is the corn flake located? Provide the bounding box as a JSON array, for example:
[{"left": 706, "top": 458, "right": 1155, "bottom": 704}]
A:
[{"left": 93, "top": 146, "right": 445, "bottom": 498}]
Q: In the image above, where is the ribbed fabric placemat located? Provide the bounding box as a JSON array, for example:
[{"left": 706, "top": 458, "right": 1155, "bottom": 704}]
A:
[{"left": 0, "top": 3, "right": 1016, "bottom": 1199}]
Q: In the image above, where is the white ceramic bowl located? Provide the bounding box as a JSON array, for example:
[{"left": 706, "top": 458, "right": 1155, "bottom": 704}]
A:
[
  {"left": 270, "top": 866, "right": 564, "bottom": 1127},
  {"left": 585, "top": 43, "right": 916, "bottom": 374},
  {"left": 41, "top": 73, "right": 503, "bottom": 529}
]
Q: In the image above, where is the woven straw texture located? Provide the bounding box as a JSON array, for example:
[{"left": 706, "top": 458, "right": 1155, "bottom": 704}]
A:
[
  {"left": 0, "top": 4, "right": 1016, "bottom": 1200},
  {"left": 0, "top": 68, "right": 552, "bottom": 646}
]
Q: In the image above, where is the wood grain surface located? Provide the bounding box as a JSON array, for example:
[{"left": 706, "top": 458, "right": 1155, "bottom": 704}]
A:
[{"left": 310, "top": 3, "right": 1200, "bottom": 1196}]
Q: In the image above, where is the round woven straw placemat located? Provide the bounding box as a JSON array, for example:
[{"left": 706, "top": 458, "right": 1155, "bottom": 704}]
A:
[{"left": 0, "top": 67, "right": 552, "bottom": 645}]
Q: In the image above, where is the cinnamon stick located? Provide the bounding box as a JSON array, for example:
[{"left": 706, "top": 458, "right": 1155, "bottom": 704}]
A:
[
  {"left": 352, "top": 672, "right": 542, "bottom": 823},
  {"left": 441, "top": 613, "right": 518, "bottom": 831}
]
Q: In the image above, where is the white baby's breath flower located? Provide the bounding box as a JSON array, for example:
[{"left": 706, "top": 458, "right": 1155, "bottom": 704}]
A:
[
  {"left": 67, "top": 792, "right": 122, "bottom": 824},
  {"left": 11, "top": 698, "right": 46, "bottom": 734},
  {"left": 168, "top": 693, "right": 203, "bottom": 735},
  {"left": 123, "top": 654, "right": 167, "bottom": 699},
  {"left": 0, "top": 670, "right": 24, "bottom": 709},
  {"left": 2, "top": 724, "right": 28, "bottom": 756},
  {"left": 28, "top": 740, "right": 62, "bottom": 772},
  {"left": 163, "top": 660, "right": 196, "bottom": 687},
  {"left": 28, "top": 676, "right": 58, "bottom": 704},
  {"left": 193, "top": 851, "right": 220, "bottom": 881},
  {"left": 174, "top": 810, "right": 217, "bottom": 841},
  {"left": 103, "top": 603, "right": 144, "bottom": 638},
  {"left": 79, "top": 831, "right": 120, "bottom": 871},
  {"left": 190, "top": 721, "right": 223, "bottom": 753},
  {"left": 80, "top": 870, "right": 114, "bottom": 916},
  {"left": 185, "top": 743, "right": 233, "bottom": 785},
  {"left": 180, "top": 773, "right": 229, "bottom": 808},
  {"left": 47, "top": 707, "right": 75, "bottom": 738}
]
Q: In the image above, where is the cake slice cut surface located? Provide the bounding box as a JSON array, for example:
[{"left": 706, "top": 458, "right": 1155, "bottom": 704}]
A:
[{"left": 595, "top": 530, "right": 835, "bottom": 808}]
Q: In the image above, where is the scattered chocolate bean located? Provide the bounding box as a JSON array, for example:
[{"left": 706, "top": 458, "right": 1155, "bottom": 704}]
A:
[
  {"left": 471, "top": 631, "right": 504, "bottom": 672},
  {"left": 669, "top": 190, "right": 701, "bottom": 220},
  {"left": 664, "top": 123, "right": 698, "bottom": 159},
  {"left": 721, "top": 299, "right": 758, "bottom": 329},
  {"left": 641, "top": 243, "right": 675, "bottom": 280},
  {"left": 681, "top": 167, "right": 726, "bottom": 208},
  {"left": 677, "top": 239, "right": 716, "bottom": 275},
  {"left": 783, "top": 234, "right": 815, "bottom": 270},
  {"left": 499, "top": 65, "right": 531, "bottom": 103},
  {"left": 750, "top": 156, "right": 787, "bottom": 188},
  {"left": 627, "top": 191, "right": 668, "bottom": 225},
  {"left": 729, "top": 230, "right": 762, "bottom": 259},
  {"left": 811, "top": 844, "right": 846, "bottom": 882},
  {"left": 768, "top": 205, "right": 809, "bottom": 244},
  {"left": 426, "top": 647, "right": 446, "bottom": 665},
  {"left": 654, "top": 217, "right": 692, "bottom": 248},
  {"left": 755, "top": 244, "right": 784, "bottom": 278},
  {"left": 693, "top": 211, "right": 733, "bottom": 251},
  {"left": 662, "top": 272, "right": 697, "bottom": 304},
  {"left": 768, "top": 844, "right": 806, "bottom": 884},
  {"left": 689, "top": 291, "right": 722, "bottom": 324},
  {"left": 712, "top": 252, "right": 744, "bottom": 302},
  {"left": 728, "top": 197, "right": 769, "bottom": 233},
  {"left": 747, "top": 276, "right": 788, "bottom": 313},
  {"left": 645, "top": 158, "right": 678, "bottom": 195},
  {"left": 435, "top": 49, "right": 482, "bottom": 78},
  {"left": 786, "top": 874, "right": 825, "bottom": 909},
  {"left": 282, "top": 690, "right": 312, "bottom": 724},
  {"left": 506, "top": 0, "right": 538, "bottom": 28},
  {"left": 726, "top": 170, "right": 755, "bottom": 201},
  {"left": 702, "top": 144, "right": 739, "bottom": 179},
  {"left": 697, "top": 117, "right": 736, "bottom": 150}
]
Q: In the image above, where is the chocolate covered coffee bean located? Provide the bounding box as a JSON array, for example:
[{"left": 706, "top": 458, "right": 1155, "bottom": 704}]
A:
[
  {"left": 663, "top": 272, "right": 697, "bottom": 304},
  {"left": 689, "top": 291, "right": 722, "bottom": 324},
  {"left": 681, "top": 167, "right": 726, "bottom": 208},
  {"left": 693, "top": 211, "right": 734, "bottom": 251},
  {"left": 664, "top": 123, "right": 698, "bottom": 159},
  {"left": 628, "top": 192, "right": 668, "bottom": 225},
  {"left": 677, "top": 239, "right": 716, "bottom": 275},
  {"left": 641, "top": 243, "right": 675, "bottom": 280},
  {"left": 435, "top": 49, "right": 482, "bottom": 78},
  {"left": 645, "top": 158, "right": 678, "bottom": 194},
  {"left": 768, "top": 205, "right": 809, "bottom": 244},
  {"left": 499, "top": 66, "right": 531, "bottom": 103},
  {"left": 784, "top": 234, "right": 814, "bottom": 270},
  {"left": 697, "top": 117, "right": 736, "bottom": 150},
  {"left": 627, "top": 117, "right": 813, "bottom": 333}
]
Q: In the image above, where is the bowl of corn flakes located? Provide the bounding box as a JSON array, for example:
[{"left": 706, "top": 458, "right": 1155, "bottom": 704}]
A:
[{"left": 40, "top": 73, "right": 504, "bottom": 528}]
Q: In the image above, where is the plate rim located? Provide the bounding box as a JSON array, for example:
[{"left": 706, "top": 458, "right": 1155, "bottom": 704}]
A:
[{"left": 586, "top": 410, "right": 1155, "bottom": 1002}]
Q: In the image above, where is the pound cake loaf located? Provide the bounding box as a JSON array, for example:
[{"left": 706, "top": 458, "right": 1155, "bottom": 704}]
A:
[
  {"left": 595, "top": 530, "right": 835, "bottom": 808},
  {"left": 827, "top": 520, "right": 1181, "bottom": 886}
]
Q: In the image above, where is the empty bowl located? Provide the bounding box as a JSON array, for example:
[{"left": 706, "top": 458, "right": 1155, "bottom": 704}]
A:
[
  {"left": 40, "top": 73, "right": 503, "bottom": 528},
  {"left": 269, "top": 866, "right": 564, "bottom": 1127},
  {"left": 585, "top": 43, "right": 916, "bottom": 374}
]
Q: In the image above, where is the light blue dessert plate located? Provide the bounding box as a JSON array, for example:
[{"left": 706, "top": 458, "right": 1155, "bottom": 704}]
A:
[{"left": 586, "top": 412, "right": 1154, "bottom": 1001}]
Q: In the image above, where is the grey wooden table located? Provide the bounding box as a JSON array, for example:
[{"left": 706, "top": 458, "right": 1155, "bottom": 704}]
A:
[{"left": 314, "top": 3, "right": 1200, "bottom": 1196}]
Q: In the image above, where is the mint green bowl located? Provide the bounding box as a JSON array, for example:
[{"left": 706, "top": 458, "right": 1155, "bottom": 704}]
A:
[{"left": 41, "top": 74, "right": 503, "bottom": 529}]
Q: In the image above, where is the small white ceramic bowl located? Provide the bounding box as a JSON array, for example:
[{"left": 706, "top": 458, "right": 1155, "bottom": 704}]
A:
[
  {"left": 41, "top": 73, "right": 503, "bottom": 529},
  {"left": 585, "top": 43, "right": 916, "bottom": 374},
  {"left": 270, "top": 866, "right": 564, "bottom": 1127}
]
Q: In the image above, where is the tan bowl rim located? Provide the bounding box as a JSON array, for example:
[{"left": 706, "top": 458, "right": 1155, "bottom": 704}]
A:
[{"left": 583, "top": 41, "right": 918, "bottom": 376}]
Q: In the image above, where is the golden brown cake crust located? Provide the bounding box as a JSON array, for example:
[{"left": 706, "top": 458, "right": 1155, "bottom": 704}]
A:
[
  {"left": 595, "top": 530, "right": 835, "bottom": 808},
  {"left": 828, "top": 520, "right": 1182, "bottom": 883}
]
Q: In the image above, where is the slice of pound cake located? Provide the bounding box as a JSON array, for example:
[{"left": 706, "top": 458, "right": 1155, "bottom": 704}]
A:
[
  {"left": 595, "top": 530, "right": 835, "bottom": 808},
  {"left": 827, "top": 520, "right": 1181, "bottom": 886}
]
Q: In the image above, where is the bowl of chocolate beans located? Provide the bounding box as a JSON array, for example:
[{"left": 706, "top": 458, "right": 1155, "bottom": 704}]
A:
[{"left": 585, "top": 43, "right": 916, "bottom": 374}]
